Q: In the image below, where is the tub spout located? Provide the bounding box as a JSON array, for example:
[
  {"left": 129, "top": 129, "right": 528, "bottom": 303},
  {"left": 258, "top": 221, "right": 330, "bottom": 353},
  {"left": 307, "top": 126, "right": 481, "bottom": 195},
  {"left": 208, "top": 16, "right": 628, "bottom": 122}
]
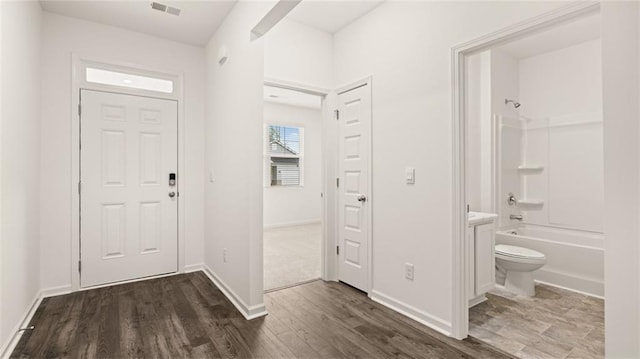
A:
[{"left": 510, "top": 214, "right": 523, "bottom": 221}]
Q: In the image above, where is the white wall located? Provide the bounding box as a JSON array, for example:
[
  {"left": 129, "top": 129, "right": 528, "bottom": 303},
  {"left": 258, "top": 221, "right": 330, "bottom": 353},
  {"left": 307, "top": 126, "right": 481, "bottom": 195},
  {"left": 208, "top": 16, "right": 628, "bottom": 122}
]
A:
[
  {"left": 263, "top": 102, "right": 322, "bottom": 227},
  {"left": 519, "top": 40, "right": 603, "bottom": 233},
  {"left": 264, "top": 18, "right": 333, "bottom": 89},
  {"left": 0, "top": 0, "right": 42, "bottom": 353},
  {"left": 602, "top": 2, "right": 640, "bottom": 357},
  {"left": 466, "top": 53, "right": 483, "bottom": 211},
  {"left": 332, "top": 1, "right": 567, "bottom": 333},
  {"left": 39, "top": 13, "right": 206, "bottom": 290},
  {"left": 519, "top": 40, "right": 602, "bottom": 119},
  {"left": 204, "top": 1, "right": 274, "bottom": 316}
]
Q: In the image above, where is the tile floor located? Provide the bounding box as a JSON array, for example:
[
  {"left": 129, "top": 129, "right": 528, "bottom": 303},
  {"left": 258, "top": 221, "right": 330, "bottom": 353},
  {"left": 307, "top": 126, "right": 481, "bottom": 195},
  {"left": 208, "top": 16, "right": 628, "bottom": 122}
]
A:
[
  {"left": 469, "top": 284, "right": 604, "bottom": 359},
  {"left": 263, "top": 222, "right": 322, "bottom": 291}
]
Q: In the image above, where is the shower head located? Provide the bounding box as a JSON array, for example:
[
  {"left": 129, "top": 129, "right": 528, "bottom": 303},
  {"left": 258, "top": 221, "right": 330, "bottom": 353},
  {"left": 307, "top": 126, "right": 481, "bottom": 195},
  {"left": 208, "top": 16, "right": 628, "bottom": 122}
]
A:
[{"left": 505, "top": 99, "right": 521, "bottom": 108}]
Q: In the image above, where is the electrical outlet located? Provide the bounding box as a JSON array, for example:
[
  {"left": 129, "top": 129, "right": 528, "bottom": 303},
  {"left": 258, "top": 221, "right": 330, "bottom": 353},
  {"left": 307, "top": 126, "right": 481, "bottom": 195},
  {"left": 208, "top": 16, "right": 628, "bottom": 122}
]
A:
[
  {"left": 223, "top": 248, "right": 227, "bottom": 263},
  {"left": 405, "top": 263, "right": 414, "bottom": 280},
  {"left": 405, "top": 167, "right": 415, "bottom": 184}
]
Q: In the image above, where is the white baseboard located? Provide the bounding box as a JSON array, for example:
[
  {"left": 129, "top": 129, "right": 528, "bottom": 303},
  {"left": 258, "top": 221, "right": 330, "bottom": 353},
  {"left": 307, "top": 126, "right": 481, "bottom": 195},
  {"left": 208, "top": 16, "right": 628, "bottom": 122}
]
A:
[
  {"left": 1, "top": 292, "right": 41, "bottom": 359},
  {"left": 369, "top": 289, "right": 451, "bottom": 336},
  {"left": 468, "top": 294, "right": 488, "bottom": 308},
  {"left": 535, "top": 268, "right": 604, "bottom": 298},
  {"left": 0, "top": 283, "right": 73, "bottom": 359},
  {"left": 201, "top": 264, "right": 267, "bottom": 320},
  {"left": 41, "top": 285, "right": 72, "bottom": 298},
  {"left": 183, "top": 263, "right": 204, "bottom": 273},
  {"left": 535, "top": 278, "right": 604, "bottom": 299},
  {"left": 263, "top": 219, "right": 321, "bottom": 229}
]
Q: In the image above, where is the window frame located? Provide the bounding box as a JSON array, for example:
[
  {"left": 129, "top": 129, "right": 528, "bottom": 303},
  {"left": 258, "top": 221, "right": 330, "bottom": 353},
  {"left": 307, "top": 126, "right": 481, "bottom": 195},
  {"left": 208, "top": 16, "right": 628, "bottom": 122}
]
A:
[{"left": 264, "top": 124, "right": 305, "bottom": 188}]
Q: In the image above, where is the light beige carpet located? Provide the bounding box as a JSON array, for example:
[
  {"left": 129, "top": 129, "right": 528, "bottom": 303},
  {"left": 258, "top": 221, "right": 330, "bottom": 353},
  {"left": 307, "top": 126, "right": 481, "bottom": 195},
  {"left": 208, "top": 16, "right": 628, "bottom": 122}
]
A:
[{"left": 263, "top": 222, "right": 322, "bottom": 291}]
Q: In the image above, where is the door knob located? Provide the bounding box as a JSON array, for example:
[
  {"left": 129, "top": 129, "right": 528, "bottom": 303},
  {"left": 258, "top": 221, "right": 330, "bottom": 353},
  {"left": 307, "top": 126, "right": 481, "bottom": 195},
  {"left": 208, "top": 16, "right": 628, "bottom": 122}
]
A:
[
  {"left": 169, "top": 192, "right": 176, "bottom": 198},
  {"left": 357, "top": 195, "right": 367, "bottom": 202}
]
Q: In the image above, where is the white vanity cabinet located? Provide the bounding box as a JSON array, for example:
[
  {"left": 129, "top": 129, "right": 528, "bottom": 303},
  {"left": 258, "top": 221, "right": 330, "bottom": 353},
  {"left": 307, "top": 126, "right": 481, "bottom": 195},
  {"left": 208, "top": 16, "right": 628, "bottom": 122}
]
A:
[{"left": 468, "top": 212, "right": 497, "bottom": 307}]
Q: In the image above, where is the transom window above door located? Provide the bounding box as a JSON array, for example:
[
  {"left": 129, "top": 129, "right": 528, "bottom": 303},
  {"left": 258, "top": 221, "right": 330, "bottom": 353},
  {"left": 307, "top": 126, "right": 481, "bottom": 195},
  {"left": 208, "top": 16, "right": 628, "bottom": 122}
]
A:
[
  {"left": 85, "top": 67, "right": 174, "bottom": 94},
  {"left": 265, "top": 125, "right": 304, "bottom": 187}
]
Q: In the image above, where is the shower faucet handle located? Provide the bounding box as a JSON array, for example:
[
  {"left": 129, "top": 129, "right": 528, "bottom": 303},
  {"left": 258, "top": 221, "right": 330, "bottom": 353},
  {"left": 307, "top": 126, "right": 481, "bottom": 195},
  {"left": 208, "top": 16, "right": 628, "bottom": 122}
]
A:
[{"left": 507, "top": 193, "right": 517, "bottom": 206}]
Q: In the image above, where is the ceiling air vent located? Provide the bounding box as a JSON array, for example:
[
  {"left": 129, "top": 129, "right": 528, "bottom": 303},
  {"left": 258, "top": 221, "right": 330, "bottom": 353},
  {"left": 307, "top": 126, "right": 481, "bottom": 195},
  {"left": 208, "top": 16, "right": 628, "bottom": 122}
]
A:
[
  {"left": 166, "top": 6, "right": 181, "bottom": 16},
  {"left": 150, "top": 2, "right": 167, "bottom": 12},
  {"left": 150, "top": 2, "right": 181, "bottom": 16}
]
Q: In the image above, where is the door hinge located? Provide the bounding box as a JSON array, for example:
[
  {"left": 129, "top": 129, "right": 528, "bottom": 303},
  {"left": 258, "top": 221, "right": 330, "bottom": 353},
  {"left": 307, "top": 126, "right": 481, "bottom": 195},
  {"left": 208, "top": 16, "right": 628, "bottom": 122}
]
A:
[
  {"left": 336, "top": 178, "right": 340, "bottom": 188},
  {"left": 78, "top": 104, "right": 81, "bottom": 117},
  {"left": 78, "top": 260, "right": 81, "bottom": 273},
  {"left": 334, "top": 109, "right": 339, "bottom": 120},
  {"left": 336, "top": 246, "right": 340, "bottom": 255}
]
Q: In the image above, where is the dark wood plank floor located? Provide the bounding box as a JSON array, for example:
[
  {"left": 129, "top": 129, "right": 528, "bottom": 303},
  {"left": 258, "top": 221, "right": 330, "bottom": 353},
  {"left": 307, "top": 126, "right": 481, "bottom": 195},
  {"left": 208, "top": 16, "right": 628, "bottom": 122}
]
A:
[{"left": 12, "top": 272, "right": 513, "bottom": 358}]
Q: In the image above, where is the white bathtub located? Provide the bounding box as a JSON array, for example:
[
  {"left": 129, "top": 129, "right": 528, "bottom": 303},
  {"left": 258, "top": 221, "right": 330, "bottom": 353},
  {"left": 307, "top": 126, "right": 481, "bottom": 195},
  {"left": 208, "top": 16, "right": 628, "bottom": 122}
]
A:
[{"left": 496, "top": 225, "right": 604, "bottom": 297}]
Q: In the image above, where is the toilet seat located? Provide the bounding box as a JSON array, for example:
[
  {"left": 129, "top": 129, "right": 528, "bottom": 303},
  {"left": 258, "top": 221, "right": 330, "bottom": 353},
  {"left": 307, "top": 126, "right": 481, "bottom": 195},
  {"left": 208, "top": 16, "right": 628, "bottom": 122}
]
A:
[{"left": 495, "top": 244, "right": 545, "bottom": 260}]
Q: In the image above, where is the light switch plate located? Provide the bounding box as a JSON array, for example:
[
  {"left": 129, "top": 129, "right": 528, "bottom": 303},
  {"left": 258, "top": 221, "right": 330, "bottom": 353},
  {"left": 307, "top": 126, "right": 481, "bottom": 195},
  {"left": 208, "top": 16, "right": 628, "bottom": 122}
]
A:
[{"left": 405, "top": 167, "right": 415, "bottom": 184}]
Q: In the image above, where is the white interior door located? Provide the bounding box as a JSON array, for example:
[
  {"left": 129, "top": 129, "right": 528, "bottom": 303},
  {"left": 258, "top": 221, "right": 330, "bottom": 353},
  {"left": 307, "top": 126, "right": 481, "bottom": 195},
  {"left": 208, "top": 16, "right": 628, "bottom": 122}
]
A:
[
  {"left": 337, "top": 82, "right": 371, "bottom": 292},
  {"left": 80, "top": 89, "right": 178, "bottom": 287}
]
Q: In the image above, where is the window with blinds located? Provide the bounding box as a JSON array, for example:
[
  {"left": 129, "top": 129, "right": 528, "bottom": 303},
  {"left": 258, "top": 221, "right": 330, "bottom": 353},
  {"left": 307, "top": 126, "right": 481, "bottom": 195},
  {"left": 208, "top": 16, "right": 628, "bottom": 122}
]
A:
[{"left": 265, "top": 125, "right": 304, "bottom": 186}]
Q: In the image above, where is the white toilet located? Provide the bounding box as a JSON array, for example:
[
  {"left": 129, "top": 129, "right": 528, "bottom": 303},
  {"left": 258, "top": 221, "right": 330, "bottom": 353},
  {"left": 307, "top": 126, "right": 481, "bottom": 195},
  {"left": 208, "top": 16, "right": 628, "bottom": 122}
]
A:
[{"left": 495, "top": 244, "right": 546, "bottom": 297}]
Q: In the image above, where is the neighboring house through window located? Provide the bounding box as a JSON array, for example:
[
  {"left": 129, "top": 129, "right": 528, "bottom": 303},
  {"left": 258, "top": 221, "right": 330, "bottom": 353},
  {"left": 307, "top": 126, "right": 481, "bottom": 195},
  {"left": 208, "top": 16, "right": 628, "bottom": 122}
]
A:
[{"left": 265, "top": 125, "right": 304, "bottom": 186}]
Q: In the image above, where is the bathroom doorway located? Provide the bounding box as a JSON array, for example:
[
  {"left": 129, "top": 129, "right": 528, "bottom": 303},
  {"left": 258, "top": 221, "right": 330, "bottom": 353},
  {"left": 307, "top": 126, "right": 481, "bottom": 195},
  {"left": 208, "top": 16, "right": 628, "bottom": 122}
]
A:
[{"left": 457, "top": 5, "right": 604, "bottom": 358}]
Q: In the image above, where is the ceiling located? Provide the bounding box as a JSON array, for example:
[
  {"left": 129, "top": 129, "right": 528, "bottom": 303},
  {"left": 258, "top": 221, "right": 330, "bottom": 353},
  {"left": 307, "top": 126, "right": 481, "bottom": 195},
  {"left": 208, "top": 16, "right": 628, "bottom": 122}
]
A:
[
  {"left": 39, "top": 0, "right": 236, "bottom": 46},
  {"left": 496, "top": 13, "right": 600, "bottom": 59},
  {"left": 287, "top": 0, "right": 384, "bottom": 34},
  {"left": 39, "top": 0, "right": 385, "bottom": 46},
  {"left": 264, "top": 85, "right": 322, "bottom": 109}
]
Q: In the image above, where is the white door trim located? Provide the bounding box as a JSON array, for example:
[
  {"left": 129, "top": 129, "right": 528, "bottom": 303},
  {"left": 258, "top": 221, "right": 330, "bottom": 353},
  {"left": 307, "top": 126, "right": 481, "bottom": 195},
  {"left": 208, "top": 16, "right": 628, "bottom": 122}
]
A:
[
  {"left": 71, "top": 54, "right": 185, "bottom": 291},
  {"left": 262, "top": 78, "right": 333, "bottom": 283},
  {"left": 335, "top": 76, "right": 373, "bottom": 294},
  {"left": 450, "top": 2, "right": 600, "bottom": 339}
]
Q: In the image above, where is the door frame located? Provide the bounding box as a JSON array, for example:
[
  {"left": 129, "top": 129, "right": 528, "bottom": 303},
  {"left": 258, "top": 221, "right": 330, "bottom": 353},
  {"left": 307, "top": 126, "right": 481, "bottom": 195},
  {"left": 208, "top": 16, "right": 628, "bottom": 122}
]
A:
[
  {"left": 70, "top": 54, "right": 185, "bottom": 291},
  {"left": 335, "top": 76, "right": 373, "bottom": 294},
  {"left": 262, "top": 77, "right": 333, "bottom": 283},
  {"left": 450, "top": 2, "right": 601, "bottom": 339}
]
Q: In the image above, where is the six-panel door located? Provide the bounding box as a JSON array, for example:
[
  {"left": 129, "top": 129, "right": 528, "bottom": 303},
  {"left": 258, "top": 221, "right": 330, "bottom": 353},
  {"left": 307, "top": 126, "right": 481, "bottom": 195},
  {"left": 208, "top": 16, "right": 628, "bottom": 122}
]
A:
[
  {"left": 80, "top": 89, "right": 178, "bottom": 287},
  {"left": 337, "top": 83, "right": 371, "bottom": 292}
]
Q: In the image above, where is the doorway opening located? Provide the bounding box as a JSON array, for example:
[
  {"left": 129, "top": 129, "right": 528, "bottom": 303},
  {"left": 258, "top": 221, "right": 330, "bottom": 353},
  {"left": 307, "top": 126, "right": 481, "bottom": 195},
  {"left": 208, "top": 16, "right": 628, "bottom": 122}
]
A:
[
  {"left": 453, "top": 3, "right": 604, "bottom": 358},
  {"left": 262, "top": 84, "right": 325, "bottom": 292}
]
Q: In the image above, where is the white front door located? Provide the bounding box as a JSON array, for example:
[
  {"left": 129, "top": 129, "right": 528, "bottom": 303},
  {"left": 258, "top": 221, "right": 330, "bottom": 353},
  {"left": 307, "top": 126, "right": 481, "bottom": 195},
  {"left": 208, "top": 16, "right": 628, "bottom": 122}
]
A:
[
  {"left": 337, "top": 82, "right": 371, "bottom": 292},
  {"left": 80, "top": 89, "right": 178, "bottom": 287}
]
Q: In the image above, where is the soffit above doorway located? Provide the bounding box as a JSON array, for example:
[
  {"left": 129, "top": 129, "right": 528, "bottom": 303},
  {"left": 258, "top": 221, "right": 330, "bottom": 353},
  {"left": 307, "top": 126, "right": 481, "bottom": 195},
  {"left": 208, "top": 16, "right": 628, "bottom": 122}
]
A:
[
  {"left": 496, "top": 13, "right": 600, "bottom": 59},
  {"left": 286, "top": 0, "right": 384, "bottom": 34}
]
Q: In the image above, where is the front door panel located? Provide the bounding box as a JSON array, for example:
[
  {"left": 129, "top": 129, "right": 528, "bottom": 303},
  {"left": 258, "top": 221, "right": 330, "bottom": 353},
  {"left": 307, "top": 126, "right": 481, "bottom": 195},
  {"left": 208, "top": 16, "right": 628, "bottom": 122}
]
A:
[{"left": 80, "top": 89, "right": 178, "bottom": 287}]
